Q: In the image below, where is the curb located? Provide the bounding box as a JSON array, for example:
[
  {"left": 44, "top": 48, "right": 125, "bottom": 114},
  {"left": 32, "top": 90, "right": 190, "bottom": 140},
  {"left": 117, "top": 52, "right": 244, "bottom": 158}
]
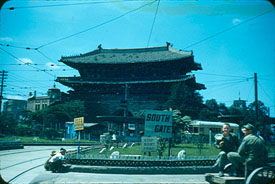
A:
[{"left": 69, "top": 165, "right": 219, "bottom": 174}]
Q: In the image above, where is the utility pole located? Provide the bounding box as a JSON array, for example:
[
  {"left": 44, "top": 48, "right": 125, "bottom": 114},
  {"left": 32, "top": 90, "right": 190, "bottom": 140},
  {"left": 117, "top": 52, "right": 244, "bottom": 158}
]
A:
[
  {"left": 254, "top": 73, "right": 258, "bottom": 125},
  {"left": 123, "top": 84, "right": 129, "bottom": 136},
  {"left": 0, "top": 70, "right": 8, "bottom": 113}
]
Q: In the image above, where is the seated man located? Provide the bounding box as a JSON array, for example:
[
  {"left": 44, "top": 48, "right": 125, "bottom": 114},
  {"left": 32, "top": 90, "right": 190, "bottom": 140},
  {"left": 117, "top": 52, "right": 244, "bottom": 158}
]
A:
[
  {"left": 48, "top": 148, "right": 67, "bottom": 172},
  {"left": 214, "top": 123, "right": 239, "bottom": 177},
  {"left": 227, "top": 123, "right": 268, "bottom": 177}
]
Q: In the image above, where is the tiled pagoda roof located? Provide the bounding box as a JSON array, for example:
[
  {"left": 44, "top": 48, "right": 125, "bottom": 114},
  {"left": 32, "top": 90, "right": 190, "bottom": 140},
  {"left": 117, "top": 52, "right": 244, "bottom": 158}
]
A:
[{"left": 59, "top": 45, "right": 193, "bottom": 64}]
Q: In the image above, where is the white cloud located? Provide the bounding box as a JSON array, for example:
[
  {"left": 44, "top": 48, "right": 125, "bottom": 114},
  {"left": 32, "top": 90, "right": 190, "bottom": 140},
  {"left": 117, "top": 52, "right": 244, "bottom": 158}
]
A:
[
  {"left": 19, "top": 58, "right": 33, "bottom": 65},
  {"left": 0, "top": 37, "right": 13, "bottom": 42},
  {"left": 232, "top": 18, "right": 241, "bottom": 25},
  {"left": 46, "top": 62, "right": 61, "bottom": 69}
]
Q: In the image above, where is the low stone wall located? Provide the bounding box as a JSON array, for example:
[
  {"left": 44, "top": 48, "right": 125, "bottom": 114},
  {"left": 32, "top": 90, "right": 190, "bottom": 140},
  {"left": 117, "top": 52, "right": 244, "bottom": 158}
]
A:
[
  {"left": 65, "top": 153, "right": 275, "bottom": 174},
  {"left": 68, "top": 165, "right": 219, "bottom": 174},
  {"left": 68, "top": 158, "right": 216, "bottom": 167},
  {"left": 0, "top": 141, "right": 24, "bottom": 150}
]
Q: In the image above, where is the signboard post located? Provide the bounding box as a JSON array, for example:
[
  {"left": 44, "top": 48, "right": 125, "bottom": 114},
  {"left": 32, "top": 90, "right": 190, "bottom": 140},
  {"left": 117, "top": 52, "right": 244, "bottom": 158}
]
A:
[
  {"left": 74, "top": 117, "right": 84, "bottom": 158},
  {"left": 144, "top": 110, "right": 173, "bottom": 156}
]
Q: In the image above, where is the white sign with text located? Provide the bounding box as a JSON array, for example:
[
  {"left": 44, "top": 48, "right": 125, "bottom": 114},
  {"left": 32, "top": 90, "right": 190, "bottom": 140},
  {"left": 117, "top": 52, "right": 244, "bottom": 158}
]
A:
[
  {"left": 144, "top": 110, "right": 173, "bottom": 138},
  {"left": 141, "top": 136, "right": 158, "bottom": 152}
]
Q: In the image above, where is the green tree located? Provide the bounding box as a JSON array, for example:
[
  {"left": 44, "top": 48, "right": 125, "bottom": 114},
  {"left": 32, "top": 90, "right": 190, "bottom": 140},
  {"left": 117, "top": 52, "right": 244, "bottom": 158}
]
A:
[
  {"left": 0, "top": 112, "right": 17, "bottom": 135},
  {"left": 199, "top": 99, "right": 219, "bottom": 121},
  {"left": 218, "top": 103, "right": 229, "bottom": 115},
  {"left": 20, "top": 100, "right": 86, "bottom": 137},
  {"left": 198, "top": 99, "right": 231, "bottom": 121},
  {"left": 164, "top": 83, "right": 204, "bottom": 119},
  {"left": 244, "top": 101, "right": 269, "bottom": 129},
  {"left": 170, "top": 109, "right": 192, "bottom": 144}
]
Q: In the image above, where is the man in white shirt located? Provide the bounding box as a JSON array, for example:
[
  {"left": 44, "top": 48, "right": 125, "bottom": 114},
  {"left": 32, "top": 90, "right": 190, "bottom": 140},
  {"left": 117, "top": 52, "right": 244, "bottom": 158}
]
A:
[
  {"left": 49, "top": 148, "right": 67, "bottom": 172},
  {"left": 44, "top": 150, "right": 56, "bottom": 171}
]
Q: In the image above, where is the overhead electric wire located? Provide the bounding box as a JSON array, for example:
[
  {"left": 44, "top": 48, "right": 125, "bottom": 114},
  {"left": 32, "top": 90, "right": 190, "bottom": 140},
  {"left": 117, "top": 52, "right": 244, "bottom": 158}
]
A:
[
  {"left": 6, "top": 69, "right": 74, "bottom": 72},
  {"left": 3, "top": 93, "right": 28, "bottom": 97},
  {"left": 258, "top": 82, "right": 274, "bottom": 104},
  {"left": 1, "top": 63, "right": 66, "bottom": 67},
  {"left": 0, "top": 47, "right": 55, "bottom": 77},
  {"left": 245, "top": 81, "right": 254, "bottom": 102},
  {"left": 36, "top": 49, "right": 58, "bottom": 64},
  {"left": 202, "top": 78, "right": 252, "bottom": 84},
  {"left": 5, "top": 88, "right": 44, "bottom": 94},
  {"left": 183, "top": 8, "right": 275, "bottom": 49},
  {"left": 204, "top": 79, "right": 249, "bottom": 94},
  {"left": 205, "top": 79, "right": 250, "bottom": 88},
  {"left": 3, "top": 0, "right": 139, "bottom": 10},
  {"left": 1, "top": 0, "right": 158, "bottom": 67},
  {"left": 147, "top": 0, "right": 160, "bottom": 47},
  {"left": 194, "top": 72, "right": 251, "bottom": 79},
  {"left": 0, "top": 43, "right": 36, "bottom": 50},
  {"left": 37, "top": 0, "right": 157, "bottom": 49},
  {"left": 0, "top": 43, "right": 65, "bottom": 66},
  {"left": 6, "top": 72, "right": 56, "bottom": 93},
  {"left": 205, "top": 81, "right": 247, "bottom": 88}
]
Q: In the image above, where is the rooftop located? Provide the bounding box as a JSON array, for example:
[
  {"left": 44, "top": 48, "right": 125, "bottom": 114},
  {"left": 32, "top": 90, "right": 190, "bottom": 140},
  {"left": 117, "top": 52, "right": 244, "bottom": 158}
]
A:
[
  {"left": 60, "top": 44, "right": 194, "bottom": 64},
  {"left": 191, "top": 120, "right": 239, "bottom": 128}
]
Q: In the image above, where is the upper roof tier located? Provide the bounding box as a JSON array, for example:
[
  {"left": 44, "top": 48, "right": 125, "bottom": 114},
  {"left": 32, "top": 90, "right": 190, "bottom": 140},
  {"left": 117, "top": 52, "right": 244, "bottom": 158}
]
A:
[{"left": 59, "top": 44, "right": 195, "bottom": 65}]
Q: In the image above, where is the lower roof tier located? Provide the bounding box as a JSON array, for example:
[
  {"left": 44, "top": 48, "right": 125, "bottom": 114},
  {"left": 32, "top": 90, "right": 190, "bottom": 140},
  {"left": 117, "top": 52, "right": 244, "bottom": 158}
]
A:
[{"left": 56, "top": 74, "right": 205, "bottom": 95}]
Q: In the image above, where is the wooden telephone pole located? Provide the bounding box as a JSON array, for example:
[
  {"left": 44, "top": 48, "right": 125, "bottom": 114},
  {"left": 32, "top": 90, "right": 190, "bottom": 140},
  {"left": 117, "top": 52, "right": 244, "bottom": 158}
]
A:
[
  {"left": 254, "top": 73, "right": 258, "bottom": 124},
  {"left": 0, "top": 70, "right": 8, "bottom": 113}
]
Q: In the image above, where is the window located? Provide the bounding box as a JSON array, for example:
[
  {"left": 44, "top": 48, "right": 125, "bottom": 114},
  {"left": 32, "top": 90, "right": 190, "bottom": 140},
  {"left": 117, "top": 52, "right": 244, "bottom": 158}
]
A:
[
  {"left": 35, "top": 104, "right": 40, "bottom": 110},
  {"left": 42, "top": 104, "right": 47, "bottom": 109}
]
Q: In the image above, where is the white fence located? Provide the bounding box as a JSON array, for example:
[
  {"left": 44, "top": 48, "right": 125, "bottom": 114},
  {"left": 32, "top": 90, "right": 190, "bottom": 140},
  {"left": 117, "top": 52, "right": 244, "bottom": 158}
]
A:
[{"left": 66, "top": 153, "right": 218, "bottom": 161}]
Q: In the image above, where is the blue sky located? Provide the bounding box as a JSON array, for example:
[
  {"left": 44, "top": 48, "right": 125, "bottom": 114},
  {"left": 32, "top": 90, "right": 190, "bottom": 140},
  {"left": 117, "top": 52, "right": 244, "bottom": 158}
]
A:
[{"left": 0, "top": 0, "right": 274, "bottom": 117}]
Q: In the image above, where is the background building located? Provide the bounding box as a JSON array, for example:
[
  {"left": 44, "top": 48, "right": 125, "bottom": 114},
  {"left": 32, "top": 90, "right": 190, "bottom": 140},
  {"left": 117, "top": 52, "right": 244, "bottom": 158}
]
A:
[
  {"left": 3, "top": 99, "right": 27, "bottom": 121},
  {"left": 27, "top": 85, "right": 61, "bottom": 112},
  {"left": 65, "top": 122, "right": 107, "bottom": 141},
  {"left": 233, "top": 98, "right": 247, "bottom": 109}
]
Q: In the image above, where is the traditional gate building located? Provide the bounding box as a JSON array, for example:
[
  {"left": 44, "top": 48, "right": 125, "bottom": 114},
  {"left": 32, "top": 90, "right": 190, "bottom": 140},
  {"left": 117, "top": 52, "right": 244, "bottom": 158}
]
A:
[{"left": 56, "top": 43, "right": 205, "bottom": 137}]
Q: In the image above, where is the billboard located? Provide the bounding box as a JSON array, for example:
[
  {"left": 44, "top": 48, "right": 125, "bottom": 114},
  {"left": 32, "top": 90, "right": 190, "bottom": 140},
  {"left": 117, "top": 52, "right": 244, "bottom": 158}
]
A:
[
  {"left": 144, "top": 110, "right": 173, "bottom": 138},
  {"left": 74, "top": 117, "right": 84, "bottom": 131}
]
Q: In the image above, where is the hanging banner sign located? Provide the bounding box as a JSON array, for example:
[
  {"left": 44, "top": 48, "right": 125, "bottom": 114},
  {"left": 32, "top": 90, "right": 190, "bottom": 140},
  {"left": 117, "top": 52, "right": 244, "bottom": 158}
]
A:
[
  {"left": 74, "top": 117, "right": 84, "bottom": 131},
  {"left": 144, "top": 110, "right": 173, "bottom": 138}
]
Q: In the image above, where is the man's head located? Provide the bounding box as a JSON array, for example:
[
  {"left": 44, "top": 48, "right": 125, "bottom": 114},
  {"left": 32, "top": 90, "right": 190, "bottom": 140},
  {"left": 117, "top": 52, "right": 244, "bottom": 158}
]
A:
[
  {"left": 222, "top": 123, "right": 231, "bottom": 135},
  {"left": 242, "top": 123, "right": 254, "bottom": 136},
  {"left": 51, "top": 150, "right": 57, "bottom": 156},
  {"left": 60, "top": 148, "right": 66, "bottom": 155}
]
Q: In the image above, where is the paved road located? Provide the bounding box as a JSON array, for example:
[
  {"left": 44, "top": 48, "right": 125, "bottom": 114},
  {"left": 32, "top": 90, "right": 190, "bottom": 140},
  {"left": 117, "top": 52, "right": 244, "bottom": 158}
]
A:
[
  {"left": 30, "top": 173, "right": 208, "bottom": 184},
  {"left": 0, "top": 146, "right": 209, "bottom": 184},
  {"left": 0, "top": 146, "right": 75, "bottom": 184}
]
